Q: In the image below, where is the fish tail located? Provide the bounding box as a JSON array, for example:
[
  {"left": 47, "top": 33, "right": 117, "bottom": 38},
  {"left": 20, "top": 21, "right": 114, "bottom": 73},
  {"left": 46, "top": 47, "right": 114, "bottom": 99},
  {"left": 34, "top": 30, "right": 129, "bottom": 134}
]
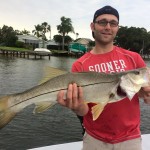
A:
[{"left": 0, "top": 96, "right": 17, "bottom": 129}]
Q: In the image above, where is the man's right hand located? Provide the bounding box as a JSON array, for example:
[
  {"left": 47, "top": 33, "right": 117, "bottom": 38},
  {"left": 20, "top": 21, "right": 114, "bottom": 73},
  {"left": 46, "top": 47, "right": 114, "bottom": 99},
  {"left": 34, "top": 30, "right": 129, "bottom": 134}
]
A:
[{"left": 57, "top": 83, "right": 89, "bottom": 116}]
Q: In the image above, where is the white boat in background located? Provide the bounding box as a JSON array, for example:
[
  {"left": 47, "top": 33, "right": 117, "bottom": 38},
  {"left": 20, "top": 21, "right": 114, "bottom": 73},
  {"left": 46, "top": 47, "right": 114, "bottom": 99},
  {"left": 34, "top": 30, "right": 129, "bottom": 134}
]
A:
[
  {"left": 30, "top": 134, "right": 150, "bottom": 150},
  {"left": 34, "top": 48, "right": 52, "bottom": 53}
]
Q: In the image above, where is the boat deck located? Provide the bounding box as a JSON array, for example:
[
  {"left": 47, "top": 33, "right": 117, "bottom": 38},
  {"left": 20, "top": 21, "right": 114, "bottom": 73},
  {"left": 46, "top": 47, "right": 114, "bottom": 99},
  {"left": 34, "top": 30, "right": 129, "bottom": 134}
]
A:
[{"left": 30, "top": 134, "right": 150, "bottom": 150}]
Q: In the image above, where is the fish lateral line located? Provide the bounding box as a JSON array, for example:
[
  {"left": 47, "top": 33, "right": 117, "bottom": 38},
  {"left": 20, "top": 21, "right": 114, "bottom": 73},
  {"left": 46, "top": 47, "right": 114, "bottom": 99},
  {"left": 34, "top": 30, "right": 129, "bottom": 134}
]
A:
[
  {"left": 70, "top": 80, "right": 118, "bottom": 87},
  {"left": 8, "top": 80, "right": 119, "bottom": 109}
]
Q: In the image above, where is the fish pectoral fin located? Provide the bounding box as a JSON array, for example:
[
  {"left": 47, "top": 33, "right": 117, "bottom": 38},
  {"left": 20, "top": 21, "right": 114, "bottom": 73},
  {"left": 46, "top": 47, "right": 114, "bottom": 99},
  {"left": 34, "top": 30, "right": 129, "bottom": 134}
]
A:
[
  {"left": 91, "top": 103, "right": 107, "bottom": 121},
  {"left": 33, "top": 102, "right": 55, "bottom": 114}
]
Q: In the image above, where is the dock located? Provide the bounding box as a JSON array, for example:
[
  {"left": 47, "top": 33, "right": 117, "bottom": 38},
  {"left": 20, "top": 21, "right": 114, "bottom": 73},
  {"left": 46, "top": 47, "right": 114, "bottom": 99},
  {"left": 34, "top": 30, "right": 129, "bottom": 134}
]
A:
[{"left": 0, "top": 49, "right": 51, "bottom": 60}]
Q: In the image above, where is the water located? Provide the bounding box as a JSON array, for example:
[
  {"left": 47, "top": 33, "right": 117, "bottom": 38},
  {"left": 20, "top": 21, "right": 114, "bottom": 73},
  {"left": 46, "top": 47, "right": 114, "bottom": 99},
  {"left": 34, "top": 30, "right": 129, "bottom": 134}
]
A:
[{"left": 0, "top": 55, "right": 150, "bottom": 150}]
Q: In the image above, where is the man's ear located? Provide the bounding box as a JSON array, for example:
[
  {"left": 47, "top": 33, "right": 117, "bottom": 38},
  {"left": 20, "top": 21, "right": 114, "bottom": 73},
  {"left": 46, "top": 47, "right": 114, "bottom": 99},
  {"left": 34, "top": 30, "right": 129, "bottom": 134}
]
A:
[
  {"left": 90, "top": 22, "right": 95, "bottom": 32},
  {"left": 90, "top": 22, "right": 95, "bottom": 39}
]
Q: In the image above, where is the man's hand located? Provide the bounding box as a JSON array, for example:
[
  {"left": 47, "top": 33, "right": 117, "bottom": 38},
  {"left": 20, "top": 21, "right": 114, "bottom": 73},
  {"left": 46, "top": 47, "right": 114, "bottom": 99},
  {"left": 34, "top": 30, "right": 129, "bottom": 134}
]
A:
[
  {"left": 57, "top": 83, "right": 89, "bottom": 116},
  {"left": 139, "top": 86, "right": 150, "bottom": 104}
]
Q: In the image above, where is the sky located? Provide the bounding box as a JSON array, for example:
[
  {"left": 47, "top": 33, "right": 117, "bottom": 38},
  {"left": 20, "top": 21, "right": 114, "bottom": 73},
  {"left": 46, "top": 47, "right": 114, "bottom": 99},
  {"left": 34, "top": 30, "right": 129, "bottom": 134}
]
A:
[{"left": 0, "top": 0, "right": 150, "bottom": 40}]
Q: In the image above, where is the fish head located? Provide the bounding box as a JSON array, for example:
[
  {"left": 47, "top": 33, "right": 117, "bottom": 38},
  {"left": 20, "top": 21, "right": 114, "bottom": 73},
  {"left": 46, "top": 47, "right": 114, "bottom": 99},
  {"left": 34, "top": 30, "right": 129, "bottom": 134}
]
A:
[{"left": 119, "top": 68, "right": 149, "bottom": 100}]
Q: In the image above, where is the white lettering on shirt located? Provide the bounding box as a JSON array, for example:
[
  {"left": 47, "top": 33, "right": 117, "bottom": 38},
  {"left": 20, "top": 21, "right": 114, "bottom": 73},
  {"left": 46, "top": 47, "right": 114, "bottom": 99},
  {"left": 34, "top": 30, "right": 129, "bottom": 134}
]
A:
[{"left": 88, "top": 59, "right": 127, "bottom": 73}]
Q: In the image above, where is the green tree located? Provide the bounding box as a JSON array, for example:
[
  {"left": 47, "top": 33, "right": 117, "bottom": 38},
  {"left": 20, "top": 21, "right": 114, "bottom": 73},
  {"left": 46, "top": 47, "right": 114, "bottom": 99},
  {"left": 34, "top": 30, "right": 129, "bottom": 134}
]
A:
[
  {"left": 64, "top": 35, "right": 73, "bottom": 44},
  {"left": 0, "top": 27, "right": 2, "bottom": 44},
  {"left": 41, "top": 22, "right": 51, "bottom": 40},
  {"left": 21, "top": 29, "right": 30, "bottom": 35},
  {"left": 0, "top": 25, "right": 18, "bottom": 46},
  {"left": 15, "top": 30, "right": 22, "bottom": 35},
  {"left": 15, "top": 29, "right": 30, "bottom": 35},
  {"left": 32, "top": 24, "right": 43, "bottom": 38},
  {"left": 115, "top": 26, "right": 150, "bottom": 53},
  {"left": 53, "top": 35, "right": 62, "bottom": 45},
  {"left": 53, "top": 34, "right": 73, "bottom": 46},
  {"left": 32, "top": 22, "right": 51, "bottom": 47},
  {"left": 32, "top": 22, "right": 51, "bottom": 40},
  {"left": 57, "top": 16, "right": 74, "bottom": 50}
]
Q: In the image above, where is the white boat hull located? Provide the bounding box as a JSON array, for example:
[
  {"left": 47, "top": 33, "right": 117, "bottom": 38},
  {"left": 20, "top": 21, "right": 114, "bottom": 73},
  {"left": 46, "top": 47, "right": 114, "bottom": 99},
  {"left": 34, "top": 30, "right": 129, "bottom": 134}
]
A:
[{"left": 29, "top": 134, "right": 150, "bottom": 150}]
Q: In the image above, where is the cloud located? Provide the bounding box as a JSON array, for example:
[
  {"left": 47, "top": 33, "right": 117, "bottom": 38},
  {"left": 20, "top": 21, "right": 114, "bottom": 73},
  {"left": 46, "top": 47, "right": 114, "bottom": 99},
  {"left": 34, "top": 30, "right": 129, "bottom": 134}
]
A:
[{"left": 0, "top": 0, "right": 150, "bottom": 40}]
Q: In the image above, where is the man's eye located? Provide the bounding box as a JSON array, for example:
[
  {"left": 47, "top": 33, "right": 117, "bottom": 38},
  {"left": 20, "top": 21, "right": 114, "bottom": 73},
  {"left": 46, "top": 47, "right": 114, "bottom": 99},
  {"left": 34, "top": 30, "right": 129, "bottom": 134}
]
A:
[
  {"left": 98, "top": 21, "right": 107, "bottom": 25},
  {"left": 110, "top": 22, "right": 118, "bottom": 26}
]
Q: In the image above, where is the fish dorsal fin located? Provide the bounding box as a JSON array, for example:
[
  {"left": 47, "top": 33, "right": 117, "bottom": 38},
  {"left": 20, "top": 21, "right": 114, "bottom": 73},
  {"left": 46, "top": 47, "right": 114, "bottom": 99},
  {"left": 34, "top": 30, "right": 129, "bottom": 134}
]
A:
[
  {"left": 33, "top": 101, "right": 55, "bottom": 113},
  {"left": 39, "top": 66, "right": 67, "bottom": 84},
  {"left": 91, "top": 102, "right": 107, "bottom": 121}
]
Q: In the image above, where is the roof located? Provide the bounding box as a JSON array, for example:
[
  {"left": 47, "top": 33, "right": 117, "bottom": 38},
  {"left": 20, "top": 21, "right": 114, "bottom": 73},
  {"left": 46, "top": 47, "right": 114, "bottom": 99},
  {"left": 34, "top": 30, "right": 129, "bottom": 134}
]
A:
[
  {"left": 17, "top": 35, "right": 41, "bottom": 43},
  {"left": 75, "top": 38, "right": 92, "bottom": 45}
]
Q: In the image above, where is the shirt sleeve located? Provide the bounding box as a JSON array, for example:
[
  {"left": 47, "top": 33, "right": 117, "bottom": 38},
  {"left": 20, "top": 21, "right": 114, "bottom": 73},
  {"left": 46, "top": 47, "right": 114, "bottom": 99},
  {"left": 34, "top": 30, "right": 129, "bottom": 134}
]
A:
[
  {"left": 136, "top": 53, "right": 146, "bottom": 68},
  {"left": 71, "top": 61, "right": 83, "bottom": 72}
]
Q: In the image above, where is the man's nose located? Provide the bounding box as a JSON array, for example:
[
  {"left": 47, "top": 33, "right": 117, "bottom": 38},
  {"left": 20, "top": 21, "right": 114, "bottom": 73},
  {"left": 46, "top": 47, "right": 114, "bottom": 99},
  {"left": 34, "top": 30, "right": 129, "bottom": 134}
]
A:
[{"left": 105, "top": 23, "right": 111, "bottom": 29}]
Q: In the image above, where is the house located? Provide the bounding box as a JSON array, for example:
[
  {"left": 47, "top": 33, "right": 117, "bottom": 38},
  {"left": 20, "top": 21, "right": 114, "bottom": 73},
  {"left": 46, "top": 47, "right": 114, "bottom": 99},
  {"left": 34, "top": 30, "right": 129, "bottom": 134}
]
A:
[
  {"left": 75, "top": 38, "right": 92, "bottom": 45},
  {"left": 44, "top": 40, "right": 60, "bottom": 50},
  {"left": 17, "top": 35, "right": 42, "bottom": 49},
  {"left": 69, "top": 38, "right": 92, "bottom": 53},
  {"left": 17, "top": 35, "right": 60, "bottom": 50}
]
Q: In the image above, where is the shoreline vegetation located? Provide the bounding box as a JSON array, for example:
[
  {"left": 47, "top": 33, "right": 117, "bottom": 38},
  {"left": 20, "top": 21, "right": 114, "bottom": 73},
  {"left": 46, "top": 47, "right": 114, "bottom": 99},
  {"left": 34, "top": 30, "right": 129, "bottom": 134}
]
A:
[{"left": 0, "top": 46, "right": 28, "bottom": 51}]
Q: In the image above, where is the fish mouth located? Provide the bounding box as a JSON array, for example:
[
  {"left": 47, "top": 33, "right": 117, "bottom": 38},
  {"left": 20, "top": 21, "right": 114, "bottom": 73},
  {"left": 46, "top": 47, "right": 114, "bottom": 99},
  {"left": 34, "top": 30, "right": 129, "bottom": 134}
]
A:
[{"left": 117, "top": 85, "right": 127, "bottom": 97}]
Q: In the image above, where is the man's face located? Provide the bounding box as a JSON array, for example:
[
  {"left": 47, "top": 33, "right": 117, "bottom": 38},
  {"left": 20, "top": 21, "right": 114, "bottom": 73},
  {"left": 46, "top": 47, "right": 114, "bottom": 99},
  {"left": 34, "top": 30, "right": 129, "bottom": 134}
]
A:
[{"left": 91, "top": 14, "right": 119, "bottom": 44}]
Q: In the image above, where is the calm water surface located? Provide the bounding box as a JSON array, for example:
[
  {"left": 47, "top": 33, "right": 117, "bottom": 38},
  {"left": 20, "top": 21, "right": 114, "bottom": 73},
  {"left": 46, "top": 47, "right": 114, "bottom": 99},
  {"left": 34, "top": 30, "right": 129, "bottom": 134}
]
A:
[{"left": 0, "top": 55, "right": 150, "bottom": 150}]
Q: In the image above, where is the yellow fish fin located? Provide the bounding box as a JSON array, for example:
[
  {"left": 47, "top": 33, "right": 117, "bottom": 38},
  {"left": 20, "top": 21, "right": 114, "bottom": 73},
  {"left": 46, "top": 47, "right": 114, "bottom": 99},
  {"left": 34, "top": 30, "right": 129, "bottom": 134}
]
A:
[
  {"left": 39, "top": 66, "right": 67, "bottom": 84},
  {"left": 91, "top": 102, "right": 107, "bottom": 121},
  {"left": 33, "top": 101, "right": 56, "bottom": 113},
  {"left": 0, "top": 96, "right": 17, "bottom": 129}
]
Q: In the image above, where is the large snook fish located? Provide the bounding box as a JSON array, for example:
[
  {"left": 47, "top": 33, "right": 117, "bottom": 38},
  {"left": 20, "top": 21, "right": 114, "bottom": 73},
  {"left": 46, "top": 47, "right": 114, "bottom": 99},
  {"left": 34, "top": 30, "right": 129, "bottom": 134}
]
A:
[{"left": 0, "top": 67, "right": 149, "bottom": 129}]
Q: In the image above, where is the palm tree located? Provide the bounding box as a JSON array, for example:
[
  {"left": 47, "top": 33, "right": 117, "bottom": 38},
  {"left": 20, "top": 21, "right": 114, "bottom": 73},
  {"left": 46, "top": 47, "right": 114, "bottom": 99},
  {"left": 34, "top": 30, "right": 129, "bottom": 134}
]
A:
[
  {"left": 57, "top": 16, "right": 74, "bottom": 50},
  {"left": 21, "top": 29, "right": 30, "bottom": 35},
  {"left": 41, "top": 22, "right": 51, "bottom": 40},
  {"left": 32, "top": 24, "right": 42, "bottom": 38},
  {"left": 32, "top": 22, "right": 51, "bottom": 47}
]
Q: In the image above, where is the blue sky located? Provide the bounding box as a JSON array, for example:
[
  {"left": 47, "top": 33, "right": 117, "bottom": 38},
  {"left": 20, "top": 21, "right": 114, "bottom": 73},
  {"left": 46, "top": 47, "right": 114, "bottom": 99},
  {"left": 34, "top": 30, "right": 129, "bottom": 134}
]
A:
[{"left": 0, "top": 0, "right": 150, "bottom": 40}]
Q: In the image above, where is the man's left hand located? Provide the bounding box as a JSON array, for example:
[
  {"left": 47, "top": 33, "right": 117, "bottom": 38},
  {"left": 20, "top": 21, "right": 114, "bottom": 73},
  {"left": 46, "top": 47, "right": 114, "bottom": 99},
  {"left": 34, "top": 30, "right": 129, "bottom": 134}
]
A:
[{"left": 139, "top": 86, "right": 150, "bottom": 104}]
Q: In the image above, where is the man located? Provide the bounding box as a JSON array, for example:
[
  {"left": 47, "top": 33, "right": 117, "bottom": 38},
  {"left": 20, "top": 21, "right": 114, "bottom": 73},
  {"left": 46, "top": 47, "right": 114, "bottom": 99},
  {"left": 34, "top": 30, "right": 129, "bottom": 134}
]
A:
[{"left": 57, "top": 5, "right": 150, "bottom": 150}]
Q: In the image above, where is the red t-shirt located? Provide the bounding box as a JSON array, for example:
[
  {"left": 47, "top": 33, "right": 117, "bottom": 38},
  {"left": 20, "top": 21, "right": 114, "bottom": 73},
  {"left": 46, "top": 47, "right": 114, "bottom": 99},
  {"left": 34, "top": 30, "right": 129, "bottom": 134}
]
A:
[{"left": 72, "top": 46, "right": 146, "bottom": 143}]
